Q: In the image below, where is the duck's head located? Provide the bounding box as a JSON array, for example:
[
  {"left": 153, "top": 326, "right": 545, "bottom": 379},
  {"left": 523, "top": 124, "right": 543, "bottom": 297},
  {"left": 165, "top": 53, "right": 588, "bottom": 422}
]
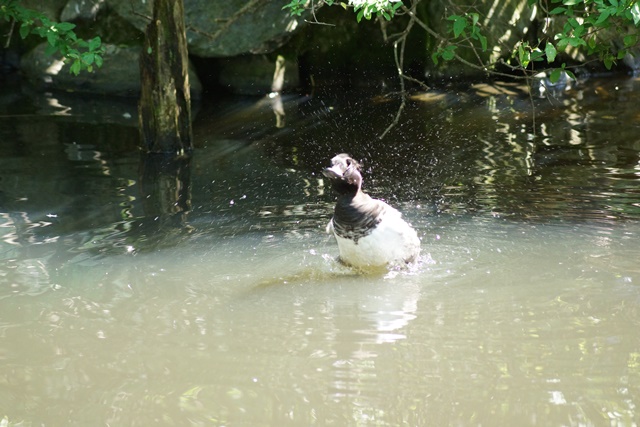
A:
[{"left": 322, "top": 153, "right": 363, "bottom": 195}]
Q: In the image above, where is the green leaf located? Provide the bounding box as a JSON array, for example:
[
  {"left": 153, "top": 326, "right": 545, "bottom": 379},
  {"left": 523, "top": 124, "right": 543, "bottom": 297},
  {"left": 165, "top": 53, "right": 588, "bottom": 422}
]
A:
[
  {"left": 549, "top": 68, "right": 563, "bottom": 83},
  {"left": 595, "top": 9, "right": 611, "bottom": 25},
  {"left": 88, "top": 36, "right": 101, "bottom": 51},
  {"left": 478, "top": 33, "right": 488, "bottom": 51},
  {"left": 550, "top": 6, "right": 566, "bottom": 14},
  {"left": 46, "top": 31, "right": 58, "bottom": 46},
  {"left": 70, "top": 60, "right": 82, "bottom": 75},
  {"left": 568, "top": 37, "right": 586, "bottom": 47},
  {"left": 556, "top": 36, "right": 569, "bottom": 51},
  {"left": 568, "top": 17, "right": 580, "bottom": 29},
  {"left": 285, "top": 2, "right": 304, "bottom": 16},
  {"left": 442, "top": 45, "right": 456, "bottom": 60},
  {"left": 545, "top": 43, "right": 557, "bottom": 62},
  {"left": 19, "top": 23, "right": 30, "bottom": 39},
  {"left": 518, "top": 44, "right": 530, "bottom": 67},
  {"left": 470, "top": 13, "right": 479, "bottom": 26},
  {"left": 624, "top": 34, "right": 637, "bottom": 48},
  {"left": 564, "top": 69, "right": 576, "bottom": 81},
  {"left": 55, "top": 22, "right": 76, "bottom": 32},
  {"left": 95, "top": 55, "right": 103, "bottom": 68},
  {"left": 453, "top": 16, "right": 467, "bottom": 38},
  {"left": 530, "top": 48, "right": 545, "bottom": 61},
  {"left": 82, "top": 52, "right": 95, "bottom": 65}
]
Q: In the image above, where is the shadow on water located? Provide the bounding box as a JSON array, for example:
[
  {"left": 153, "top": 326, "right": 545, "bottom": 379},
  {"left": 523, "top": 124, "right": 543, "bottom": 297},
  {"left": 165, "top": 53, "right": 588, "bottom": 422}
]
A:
[{"left": 1, "top": 77, "right": 640, "bottom": 425}]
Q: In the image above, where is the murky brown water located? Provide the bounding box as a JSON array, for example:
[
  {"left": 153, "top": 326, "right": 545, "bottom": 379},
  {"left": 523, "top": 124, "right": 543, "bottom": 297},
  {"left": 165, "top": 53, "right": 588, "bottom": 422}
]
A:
[{"left": 1, "top": 76, "right": 640, "bottom": 426}]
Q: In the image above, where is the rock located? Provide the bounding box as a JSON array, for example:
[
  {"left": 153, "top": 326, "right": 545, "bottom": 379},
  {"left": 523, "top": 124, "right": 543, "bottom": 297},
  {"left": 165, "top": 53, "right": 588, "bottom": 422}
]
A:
[
  {"left": 20, "top": 0, "right": 68, "bottom": 20},
  {"left": 107, "top": 0, "right": 307, "bottom": 57},
  {"left": 623, "top": 52, "right": 640, "bottom": 73},
  {"left": 20, "top": 43, "right": 202, "bottom": 98},
  {"left": 59, "top": 1, "right": 145, "bottom": 47},
  {"left": 61, "top": 0, "right": 106, "bottom": 21}
]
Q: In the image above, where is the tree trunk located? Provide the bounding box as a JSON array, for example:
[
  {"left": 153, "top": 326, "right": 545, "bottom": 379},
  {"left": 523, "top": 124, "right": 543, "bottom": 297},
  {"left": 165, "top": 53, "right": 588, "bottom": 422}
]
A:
[{"left": 138, "top": 0, "right": 192, "bottom": 155}]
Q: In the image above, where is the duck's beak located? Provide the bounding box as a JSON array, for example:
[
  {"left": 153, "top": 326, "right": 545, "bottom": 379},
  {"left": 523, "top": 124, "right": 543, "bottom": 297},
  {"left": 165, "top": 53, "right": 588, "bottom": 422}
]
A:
[{"left": 322, "top": 164, "right": 344, "bottom": 180}]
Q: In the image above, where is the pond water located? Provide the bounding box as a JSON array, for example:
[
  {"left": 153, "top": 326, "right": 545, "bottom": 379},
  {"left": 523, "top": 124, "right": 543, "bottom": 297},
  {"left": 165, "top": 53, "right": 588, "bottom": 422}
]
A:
[{"left": 1, "top": 76, "right": 640, "bottom": 426}]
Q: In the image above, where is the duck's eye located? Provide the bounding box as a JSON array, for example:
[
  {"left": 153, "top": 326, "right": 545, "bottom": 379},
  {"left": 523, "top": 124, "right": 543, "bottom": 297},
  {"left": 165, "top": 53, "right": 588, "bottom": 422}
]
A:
[{"left": 346, "top": 159, "right": 352, "bottom": 167}]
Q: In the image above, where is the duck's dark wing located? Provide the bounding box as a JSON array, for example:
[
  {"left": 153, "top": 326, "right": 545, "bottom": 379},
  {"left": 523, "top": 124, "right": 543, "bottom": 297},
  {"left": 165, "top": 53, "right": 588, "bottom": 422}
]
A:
[{"left": 332, "top": 196, "right": 389, "bottom": 243}]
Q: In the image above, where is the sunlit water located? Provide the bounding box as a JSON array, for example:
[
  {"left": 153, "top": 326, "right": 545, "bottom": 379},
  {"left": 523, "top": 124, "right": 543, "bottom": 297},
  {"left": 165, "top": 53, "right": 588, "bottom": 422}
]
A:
[{"left": 1, "top": 77, "right": 640, "bottom": 426}]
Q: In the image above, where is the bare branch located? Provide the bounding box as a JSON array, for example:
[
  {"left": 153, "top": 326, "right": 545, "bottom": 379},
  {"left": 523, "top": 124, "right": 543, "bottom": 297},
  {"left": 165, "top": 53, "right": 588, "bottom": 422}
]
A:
[{"left": 4, "top": 17, "right": 15, "bottom": 49}]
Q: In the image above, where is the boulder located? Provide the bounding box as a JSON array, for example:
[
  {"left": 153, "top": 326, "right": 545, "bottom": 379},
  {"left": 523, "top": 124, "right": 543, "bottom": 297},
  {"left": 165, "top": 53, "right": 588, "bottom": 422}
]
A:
[
  {"left": 61, "top": 0, "right": 106, "bottom": 21},
  {"left": 107, "top": 0, "right": 307, "bottom": 57},
  {"left": 21, "top": 0, "right": 68, "bottom": 20},
  {"left": 21, "top": 43, "right": 202, "bottom": 98}
]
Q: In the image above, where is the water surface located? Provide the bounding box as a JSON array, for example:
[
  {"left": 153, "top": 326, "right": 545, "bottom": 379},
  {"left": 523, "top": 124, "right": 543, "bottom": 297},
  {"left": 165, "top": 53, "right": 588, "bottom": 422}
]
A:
[{"left": 1, "top": 77, "right": 639, "bottom": 426}]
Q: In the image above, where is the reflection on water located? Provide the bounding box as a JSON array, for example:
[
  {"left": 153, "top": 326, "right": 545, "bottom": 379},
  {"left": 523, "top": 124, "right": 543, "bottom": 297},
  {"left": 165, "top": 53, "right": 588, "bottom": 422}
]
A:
[{"left": 0, "top": 78, "right": 640, "bottom": 425}]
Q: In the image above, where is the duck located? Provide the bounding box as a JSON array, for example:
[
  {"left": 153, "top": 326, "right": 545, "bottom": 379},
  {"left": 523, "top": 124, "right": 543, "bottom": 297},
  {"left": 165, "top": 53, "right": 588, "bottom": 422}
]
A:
[{"left": 322, "top": 153, "right": 421, "bottom": 268}]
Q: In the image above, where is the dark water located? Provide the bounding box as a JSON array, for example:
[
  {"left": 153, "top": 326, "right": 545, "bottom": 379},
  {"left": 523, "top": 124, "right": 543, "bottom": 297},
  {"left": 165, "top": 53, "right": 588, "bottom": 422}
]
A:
[{"left": 0, "top": 77, "right": 639, "bottom": 426}]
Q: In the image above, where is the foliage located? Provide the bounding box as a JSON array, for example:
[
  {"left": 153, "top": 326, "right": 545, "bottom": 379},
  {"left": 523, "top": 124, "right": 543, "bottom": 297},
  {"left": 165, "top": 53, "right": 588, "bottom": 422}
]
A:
[
  {"left": 284, "top": 0, "right": 640, "bottom": 83},
  {"left": 283, "top": 0, "right": 403, "bottom": 22},
  {"left": 543, "top": 0, "right": 640, "bottom": 72},
  {"left": 431, "top": 13, "right": 487, "bottom": 65},
  {"left": 0, "top": 0, "right": 104, "bottom": 75},
  {"left": 501, "top": 0, "right": 640, "bottom": 81}
]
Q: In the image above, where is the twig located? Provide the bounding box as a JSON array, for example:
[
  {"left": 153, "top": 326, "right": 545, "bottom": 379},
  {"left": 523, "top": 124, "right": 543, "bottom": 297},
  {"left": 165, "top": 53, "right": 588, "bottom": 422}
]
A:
[
  {"left": 379, "top": 7, "right": 415, "bottom": 139},
  {"left": 523, "top": 70, "right": 537, "bottom": 137},
  {"left": 305, "top": 0, "right": 335, "bottom": 26},
  {"left": 379, "top": 92, "right": 406, "bottom": 139},
  {"left": 4, "top": 18, "right": 15, "bottom": 49},
  {"left": 401, "top": 74, "right": 430, "bottom": 92},
  {"left": 129, "top": 0, "right": 152, "bottom": 22}
]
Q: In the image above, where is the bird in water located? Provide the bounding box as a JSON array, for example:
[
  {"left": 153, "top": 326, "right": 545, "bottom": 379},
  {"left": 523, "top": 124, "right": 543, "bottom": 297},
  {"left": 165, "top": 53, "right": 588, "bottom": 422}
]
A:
[{"left": 322, "top": 153, "right": 421, "bottom": 269}]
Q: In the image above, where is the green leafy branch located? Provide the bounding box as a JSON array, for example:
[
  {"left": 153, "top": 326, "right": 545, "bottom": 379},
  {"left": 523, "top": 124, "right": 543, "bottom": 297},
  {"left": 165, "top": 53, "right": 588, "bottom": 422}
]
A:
[
  {"left": 1, "top": 0, "right": 104, "bottom": 75},
  {"left": 432, "top": 0, "right": 640, "bottom": 83},
  {"left": 432, "top": 12, "right": 487, "bottom": 65},
  {"left": 282, "top": 0, "right": 402, "bottom": 22},
  {"left": 283, "top": 0, "right": 640, "bottom": 87},
  {"left": 545, "top": 0, "right": 640, "bottom": 71},
  {"left": 352, "top": 0, "right": 403, "bottom": 22}
]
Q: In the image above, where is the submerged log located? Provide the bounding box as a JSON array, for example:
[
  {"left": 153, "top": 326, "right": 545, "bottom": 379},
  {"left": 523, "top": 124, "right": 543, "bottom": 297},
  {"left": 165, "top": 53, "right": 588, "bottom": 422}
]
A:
[{"left": 138, "top": 0, "right": 192, "bottom": 155}]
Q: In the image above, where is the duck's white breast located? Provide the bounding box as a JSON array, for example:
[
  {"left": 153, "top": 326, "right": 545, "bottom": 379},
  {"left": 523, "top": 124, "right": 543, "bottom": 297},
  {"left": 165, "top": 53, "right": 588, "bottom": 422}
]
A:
[{"left": 333, "top": 208, "right": 420, "bottom": 268}]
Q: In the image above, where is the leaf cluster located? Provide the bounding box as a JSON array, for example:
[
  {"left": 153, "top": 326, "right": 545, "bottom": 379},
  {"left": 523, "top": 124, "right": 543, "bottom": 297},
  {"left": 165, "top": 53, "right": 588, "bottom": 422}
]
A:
[
  {"left": 283, "top": 0, "right": 640, "bottom": 84},
  {"left": 1, "top": 0, "right": 104, "bottom": 75},
  {"left": 432, "top": 13, "right": 487, "bottom": 65},
  {"left": 430, "top": 0, "right": 640, "bottom": 83},
  {"left": 282, "top": 0, "right": 402, "bottom": 22},
  {"left": 546, "top": 0, "right": 640, "bottom": 70}
]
